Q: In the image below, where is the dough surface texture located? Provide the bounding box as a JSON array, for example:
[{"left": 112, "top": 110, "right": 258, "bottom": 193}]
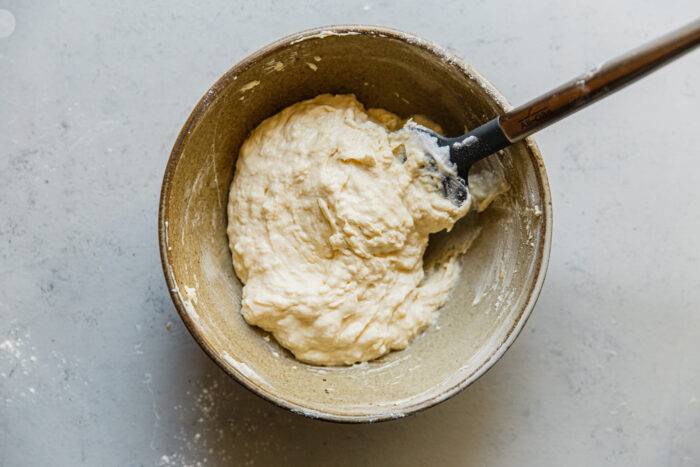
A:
[{"left": 227, "top": 94, "right": 470, "bottom": 365}]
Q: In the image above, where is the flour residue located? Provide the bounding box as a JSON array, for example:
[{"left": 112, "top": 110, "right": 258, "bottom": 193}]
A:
[{"left": 240, "top": 80, "right": 260, "bottom": 92}]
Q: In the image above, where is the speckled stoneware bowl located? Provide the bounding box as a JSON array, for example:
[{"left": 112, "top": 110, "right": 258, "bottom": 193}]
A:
[{"left": 159, "top": 25, "right": 552, "bottom": 422}]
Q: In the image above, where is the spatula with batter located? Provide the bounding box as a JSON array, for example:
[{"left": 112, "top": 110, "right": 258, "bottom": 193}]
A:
[{"left": 410, "top": 19, "right": 700, "bottom": 205}]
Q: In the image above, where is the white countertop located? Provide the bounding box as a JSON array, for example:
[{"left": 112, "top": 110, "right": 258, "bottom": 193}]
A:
[{"left": 1, "top": 1, "right": 698, "bottom": 465}]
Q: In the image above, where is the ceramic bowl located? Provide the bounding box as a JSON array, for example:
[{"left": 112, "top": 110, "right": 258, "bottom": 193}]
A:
[{"left": 158, "top": 25, "right": 552, "bottom": 422}]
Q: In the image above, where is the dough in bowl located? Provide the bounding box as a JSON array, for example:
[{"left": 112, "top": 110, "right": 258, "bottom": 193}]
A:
[{"left": 227, "top": 94, "right": 474, "bottom": 365}]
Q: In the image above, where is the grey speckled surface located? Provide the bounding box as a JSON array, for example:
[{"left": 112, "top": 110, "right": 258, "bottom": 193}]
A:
[{"left": 1, "top": 1, "right": 699, "bottom": 466}]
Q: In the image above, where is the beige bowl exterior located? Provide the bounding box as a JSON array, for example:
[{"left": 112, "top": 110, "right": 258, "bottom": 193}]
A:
[{"left": 158, "top": 25, "right": 552, "bottom": 422}]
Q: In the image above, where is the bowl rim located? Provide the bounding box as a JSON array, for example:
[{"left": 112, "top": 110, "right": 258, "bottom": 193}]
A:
[{"left": 158, "top": 23, "right": 553, "bottom": 423}]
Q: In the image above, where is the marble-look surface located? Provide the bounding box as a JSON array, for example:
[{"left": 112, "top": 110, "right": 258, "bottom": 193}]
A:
[{"left": 1, "top": 1, "right": 698, "bottom": 466}]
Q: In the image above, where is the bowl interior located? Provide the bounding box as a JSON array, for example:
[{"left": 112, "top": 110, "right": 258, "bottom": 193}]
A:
[{"left": 160, "top": 26, "right": 551, "bottom": 422}]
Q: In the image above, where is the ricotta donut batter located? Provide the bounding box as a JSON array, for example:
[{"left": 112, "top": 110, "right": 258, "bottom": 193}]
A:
[{"left": 227, "top": 94, "right": 472, "bottom": 365}]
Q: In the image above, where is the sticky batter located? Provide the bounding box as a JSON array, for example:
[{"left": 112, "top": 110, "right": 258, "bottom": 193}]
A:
[{"left": 227, "top": 94, "right": 473, "bottom": 365}]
